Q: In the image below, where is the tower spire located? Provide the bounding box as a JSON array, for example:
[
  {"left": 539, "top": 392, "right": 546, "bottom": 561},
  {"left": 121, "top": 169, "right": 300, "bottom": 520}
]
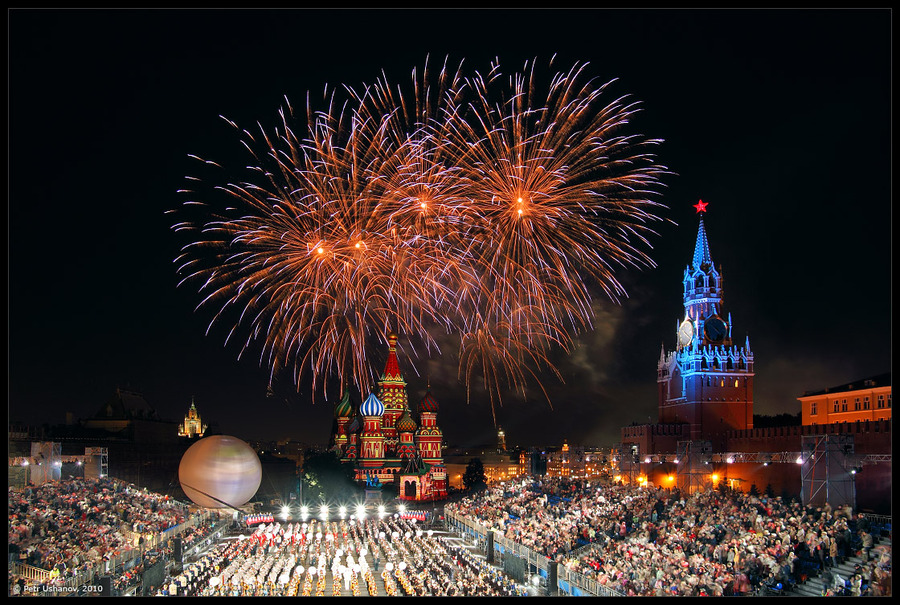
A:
[
  {"left": 692, "top": 200, "right": 713, "bottom": 269},
  {"left": 381, "top": 332, "right": 403, "bottom": 382}
]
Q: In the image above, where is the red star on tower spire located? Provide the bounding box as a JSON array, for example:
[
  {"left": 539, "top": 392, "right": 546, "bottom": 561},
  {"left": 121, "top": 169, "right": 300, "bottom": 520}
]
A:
[{"left": 693, "top": 199, "right": 708, "bottom": 213}]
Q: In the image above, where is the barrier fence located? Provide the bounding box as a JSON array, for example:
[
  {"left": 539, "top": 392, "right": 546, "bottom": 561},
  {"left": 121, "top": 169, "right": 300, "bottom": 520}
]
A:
[{"left": 443, "top": 509, "right": 624, "bottom": 597}]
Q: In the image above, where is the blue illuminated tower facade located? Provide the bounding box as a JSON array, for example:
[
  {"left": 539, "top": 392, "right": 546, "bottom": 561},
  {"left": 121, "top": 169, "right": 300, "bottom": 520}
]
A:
[{"left": 657, "top": 202, "right": 754, "bottom": 451}]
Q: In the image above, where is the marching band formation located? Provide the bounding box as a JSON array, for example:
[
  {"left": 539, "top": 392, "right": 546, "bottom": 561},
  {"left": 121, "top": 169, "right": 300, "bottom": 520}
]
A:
[{"left": 158, "top": 516, "right": 526, "bottom": 597}]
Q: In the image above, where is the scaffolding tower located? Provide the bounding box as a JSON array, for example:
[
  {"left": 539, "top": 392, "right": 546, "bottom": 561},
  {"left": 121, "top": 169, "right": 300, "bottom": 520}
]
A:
[
  {"left": 613, "top": 444, "right": 641, "bottom": 485},
  {"left": 84, "top": 447, "right": 109, "bottom": 479},
  {"left": 29, "top": 442, "right": 62, "bottom": 485},
  {"left": 800, "top": 434, "right": 855, "bottom": 510},
  {"left": 676, "top": 440, "right": 712, "bottom": 495}
]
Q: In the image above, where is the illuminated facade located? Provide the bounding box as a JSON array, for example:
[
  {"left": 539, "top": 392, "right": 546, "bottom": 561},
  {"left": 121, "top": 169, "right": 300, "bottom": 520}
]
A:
[
  {"left": 177, "top": 398, "right": 207, "bottom": 438},
  {"left": 331, "top": 333, "right": 447, "bottom": 502},
  {"left": 798, "top": 373, "right": 891, "bottom": 425},
  {"left": 656, "top": 203, "right": 754, "bottom": 451},
  {"left": 444, "top": 452, "right": 523, "bottom": 489},
  {"left": 544, "top": 443, "right": 609, "bottom": 480}
]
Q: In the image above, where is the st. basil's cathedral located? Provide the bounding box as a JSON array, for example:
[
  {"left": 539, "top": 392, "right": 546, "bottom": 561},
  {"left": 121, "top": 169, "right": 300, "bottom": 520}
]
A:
[{"left": 329, "top": 332, "right": 448, "bottom": 502}]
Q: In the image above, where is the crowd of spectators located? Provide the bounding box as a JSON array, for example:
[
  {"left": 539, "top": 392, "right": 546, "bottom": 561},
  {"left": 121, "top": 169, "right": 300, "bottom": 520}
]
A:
[
  {"left": 446, "top": 477, "right": 892, "bottom": 597},
  {"left": 8, "top": 474, "right": 891, "bottom": 598},
  {"left": 8, "top": 477, "right": 195, "bottom": 593}
]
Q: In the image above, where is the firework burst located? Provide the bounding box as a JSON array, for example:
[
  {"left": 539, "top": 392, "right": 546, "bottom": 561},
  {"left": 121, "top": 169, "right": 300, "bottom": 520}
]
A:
[{"left": 171, "top": 55, "right": 670, "bottom": 419}]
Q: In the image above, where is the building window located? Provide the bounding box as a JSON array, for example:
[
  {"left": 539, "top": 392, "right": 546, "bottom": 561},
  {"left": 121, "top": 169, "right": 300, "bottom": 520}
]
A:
[
  {"left": 877, "top": 395, "right": 885, "bottom": 409},
  {"left": 863, "top": 397, "right": 870, "bottom": 410},
  {"left": 854, "top": 398, "right": 861, "bottom": 411},
  {"left": 811, "top": 402, "right": 817, "bottom": 416},
  {"left": 841, "top": 399, "right": 848, "bottom": 412},
  {"left": 833, "top": 401, "right": 840, "bottom": 413}
]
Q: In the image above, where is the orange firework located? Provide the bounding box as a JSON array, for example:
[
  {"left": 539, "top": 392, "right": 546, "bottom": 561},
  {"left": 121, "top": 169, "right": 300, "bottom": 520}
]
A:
[{"left": 171, "top": 55, "right": 670, "bottom": 417}]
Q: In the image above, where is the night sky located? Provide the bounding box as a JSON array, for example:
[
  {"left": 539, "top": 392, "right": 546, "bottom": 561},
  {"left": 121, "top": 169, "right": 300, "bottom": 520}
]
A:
[{"left": 9, "top": 9, "right": 891, "bottom": 449}]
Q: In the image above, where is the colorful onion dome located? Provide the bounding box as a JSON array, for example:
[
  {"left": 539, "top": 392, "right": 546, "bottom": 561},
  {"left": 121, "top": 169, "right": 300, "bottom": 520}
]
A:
[
  {"left": 396, "top": 407, "right": 417, "bottom": 433},
  {"left": 360, "top": 392, "right": 385, "bottom": 417},
  {"left": 334, "top": 388, "right": 354, "bottom": 419},
  {"left": 419, "top": 389, "right": 439, "bottom": 413}
]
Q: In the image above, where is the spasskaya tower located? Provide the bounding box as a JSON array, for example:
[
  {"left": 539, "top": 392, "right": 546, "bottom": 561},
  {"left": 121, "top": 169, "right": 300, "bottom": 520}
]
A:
[{"left": 656, "top": 200, "right": 754, "bottom": 451}]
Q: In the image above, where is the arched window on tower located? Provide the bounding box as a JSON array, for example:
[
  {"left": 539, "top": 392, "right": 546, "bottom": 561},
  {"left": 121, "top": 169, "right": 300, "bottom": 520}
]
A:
[
  {"left": 670, "top": 368, "right": 682, "bottom": 399},
  {"left": 727, "top": 358, "right": 733, "bottom": 370},
  {"left": 695, "top": 276, "right": 704, "bottom": 289}
]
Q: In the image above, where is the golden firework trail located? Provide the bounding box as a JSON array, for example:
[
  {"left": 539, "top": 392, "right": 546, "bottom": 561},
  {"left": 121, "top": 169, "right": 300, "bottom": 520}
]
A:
[{"left": 171, "top": 55, "right": 671, "bottom": 420}]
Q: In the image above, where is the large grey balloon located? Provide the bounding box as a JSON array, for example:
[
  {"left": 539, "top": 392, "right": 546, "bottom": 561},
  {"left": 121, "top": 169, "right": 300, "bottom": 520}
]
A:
[{"left": 178, "top": 435, "right": 262, "bottom": 508}]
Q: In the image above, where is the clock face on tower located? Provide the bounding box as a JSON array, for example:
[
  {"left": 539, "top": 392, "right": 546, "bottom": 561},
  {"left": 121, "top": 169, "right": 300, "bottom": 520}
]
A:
[
  {"left": 678, "top": 318, "right": 694, "bottom": 348},
  {"left": 704, "top": 315, "right": 728, "bottom": 343}
]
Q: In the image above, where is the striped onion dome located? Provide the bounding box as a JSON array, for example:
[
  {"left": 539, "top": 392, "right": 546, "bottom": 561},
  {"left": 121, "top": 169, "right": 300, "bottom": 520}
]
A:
[
  {"left": 360, "top": 392, "right": 385, "bottom": 417},
  {"left": 396, "top": 407, "right": 417, "bottom": 433},
  {"left": 419, "top": 389, "right": 439, "bottom": 413},
  {"left": 334, "top": 388, "right": 354, "bottom": 419}
]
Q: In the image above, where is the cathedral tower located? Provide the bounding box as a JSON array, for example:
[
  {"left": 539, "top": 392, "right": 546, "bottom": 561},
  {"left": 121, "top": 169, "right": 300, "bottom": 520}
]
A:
[
  {"left": 358, "top": 392, "right": 385, "bottom": 466},
  {"left": 415, "top": 385, "right": 444, "bottom": 466},
  {"left": 377, "top": 333, "right": 408, "bottom": 459}
]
